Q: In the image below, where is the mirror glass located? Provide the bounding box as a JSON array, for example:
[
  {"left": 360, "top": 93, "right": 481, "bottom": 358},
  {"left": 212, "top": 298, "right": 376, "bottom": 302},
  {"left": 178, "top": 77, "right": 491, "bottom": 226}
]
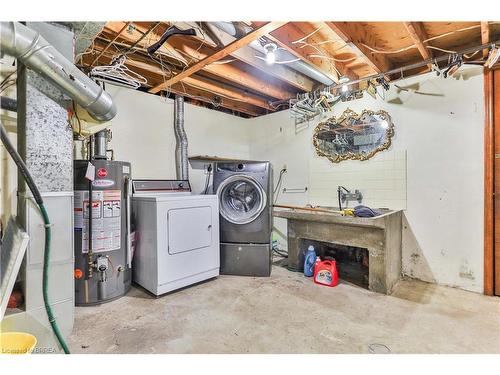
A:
[{"left": 313, "top": 109, "right": 394, "bottom": 163}]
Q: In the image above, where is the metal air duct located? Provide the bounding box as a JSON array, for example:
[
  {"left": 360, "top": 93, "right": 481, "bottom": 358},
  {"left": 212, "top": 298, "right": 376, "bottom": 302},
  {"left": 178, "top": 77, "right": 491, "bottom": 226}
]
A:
[
  {"left": 174, "top": 95, "right": 188, "bottom": 180},
  {"left": 210, "top": 22, "right": 335, "bottom": 86},
  {"left": 0, "top": 22, "right": 116, "bottom": 121}
]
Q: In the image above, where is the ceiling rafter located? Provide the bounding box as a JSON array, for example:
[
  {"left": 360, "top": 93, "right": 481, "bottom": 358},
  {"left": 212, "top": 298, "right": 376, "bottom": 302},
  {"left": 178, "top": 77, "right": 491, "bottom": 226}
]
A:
[
  {"left": 105, "top": 22, "right": 297, "bottom": 100},
  {"left": 91, "top": 21, "right": 131, "bottom": 67},
  {"left": 252, "top": 22, "right": 339, "bottom": 83},
  {"left": 149, "top": 22, "right": 289, "bottom": 94},
  {"left": 481, "top": 22, "right": 490, "bottom": 58},
  {"left": 403, "top": 22, "right": 433, "bottom": 69},
  {"left": 103, "top": 21, "right": 189, "bottom": 66},
  {"left": 94, "top": 35, "right": 295, "bottom": 100},
  {"left": 167, "top": 38, "right": 296, "bottom": 100},
  {"left": 293, "top": 22, "right": 360, "bottom": 80},
  {"left": 181, "top": 23, "right": 315, "bottom": 92},
  {"left": 85, "top": 43, "right": 274, "bottom": 112},
  {"left": 324, "top": 22, "right": 392, "bottom": 74},
  {"left": 168, "top": 85, "right": 263, "bottom": 117}
]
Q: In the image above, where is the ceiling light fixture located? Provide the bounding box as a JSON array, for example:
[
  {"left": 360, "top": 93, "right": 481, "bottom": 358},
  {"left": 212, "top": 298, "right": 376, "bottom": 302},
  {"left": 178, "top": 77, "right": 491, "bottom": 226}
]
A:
[
  {"left": 339, "top": 75, "right": 350, "bottom": 84},
  {"left": 341, "top": 84, "right": 349, "bottom": 93},
  {"left": 264, "top": 43, "right": 277, "bottom": 65}
]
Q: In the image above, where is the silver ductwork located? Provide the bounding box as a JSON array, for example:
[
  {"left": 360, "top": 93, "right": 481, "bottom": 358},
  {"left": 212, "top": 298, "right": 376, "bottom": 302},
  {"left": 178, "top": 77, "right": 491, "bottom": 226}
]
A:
[
  {"left": 210, "top": 22, "right": 335, "bottom": 86},
  {"left": 94, "top": 130, "right": 107, "bottom": 159},
  {"left": 0, "top": 22, "right": 116, "bottom": 121},
  {"left": 174, "top": 95, "right": 188, "bottom": 180}
]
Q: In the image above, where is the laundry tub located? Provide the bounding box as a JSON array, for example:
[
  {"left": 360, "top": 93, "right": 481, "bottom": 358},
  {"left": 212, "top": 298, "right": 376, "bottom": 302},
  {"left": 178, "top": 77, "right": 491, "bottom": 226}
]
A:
[{"left": 0, "top": 332, "right": 37, "bottom": 354}]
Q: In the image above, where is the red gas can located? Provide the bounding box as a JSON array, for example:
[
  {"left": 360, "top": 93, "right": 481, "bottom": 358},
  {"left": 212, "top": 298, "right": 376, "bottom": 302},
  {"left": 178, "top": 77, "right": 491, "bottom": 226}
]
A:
[{"left": 313, "top": 259, "right": 338, "bottom": 287}]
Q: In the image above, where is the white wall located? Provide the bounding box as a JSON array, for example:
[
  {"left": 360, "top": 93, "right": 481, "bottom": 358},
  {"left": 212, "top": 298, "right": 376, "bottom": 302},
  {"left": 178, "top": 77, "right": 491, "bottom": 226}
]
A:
[
  {"left": 104, "top": 86, "right": 251, "bottom": 193},
  {"left": 2, "top": 66, "right": 484, "bottom": 293},
  {"left": 247, "top": 67, "right": 485, "bottom": 293}
]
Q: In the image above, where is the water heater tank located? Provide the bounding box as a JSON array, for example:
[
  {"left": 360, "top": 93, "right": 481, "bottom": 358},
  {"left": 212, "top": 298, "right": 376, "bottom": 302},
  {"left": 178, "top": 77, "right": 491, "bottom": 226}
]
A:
[{"left": 73, "top": 159, "right": 132, "bottom": 305}]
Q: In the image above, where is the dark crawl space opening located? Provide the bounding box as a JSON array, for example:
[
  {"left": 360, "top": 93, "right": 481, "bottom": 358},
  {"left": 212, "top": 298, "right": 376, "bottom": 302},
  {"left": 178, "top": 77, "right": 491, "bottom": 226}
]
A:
[{"left": 301, "top": 239, "right": 369, "bottom": 289}]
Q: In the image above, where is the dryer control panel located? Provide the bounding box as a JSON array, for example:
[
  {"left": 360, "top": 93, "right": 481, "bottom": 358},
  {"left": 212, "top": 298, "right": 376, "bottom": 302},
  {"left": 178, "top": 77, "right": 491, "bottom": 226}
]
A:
[{"left": 132, "top": 180, "right": 191, "bottom": 195}]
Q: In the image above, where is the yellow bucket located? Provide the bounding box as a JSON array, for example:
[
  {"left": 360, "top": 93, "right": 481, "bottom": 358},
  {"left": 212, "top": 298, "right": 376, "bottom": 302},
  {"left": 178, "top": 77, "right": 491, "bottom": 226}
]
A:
[{"left": 0, "top": 332, "right": 37, "bottom": 354}]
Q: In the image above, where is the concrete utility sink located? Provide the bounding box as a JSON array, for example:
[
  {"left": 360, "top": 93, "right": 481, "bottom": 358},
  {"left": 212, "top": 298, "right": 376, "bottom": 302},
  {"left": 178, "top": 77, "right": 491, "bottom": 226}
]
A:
[{"left": 274, "top": 206, "right": 402, "bottom": 294}]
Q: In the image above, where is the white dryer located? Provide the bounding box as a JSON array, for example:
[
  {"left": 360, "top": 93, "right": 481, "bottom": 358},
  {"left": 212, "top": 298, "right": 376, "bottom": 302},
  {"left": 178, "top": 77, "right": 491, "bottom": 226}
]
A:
[{"left": 131, "top": 180, "right": 219, "bottom": 295}]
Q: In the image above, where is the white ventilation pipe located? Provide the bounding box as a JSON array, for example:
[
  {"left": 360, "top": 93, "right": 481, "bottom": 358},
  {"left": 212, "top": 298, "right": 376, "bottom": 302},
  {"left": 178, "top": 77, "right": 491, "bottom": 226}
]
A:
[
  {"left": 0, "top": 22, "right": 116, "bottom": 121},
  {"left": 210, "top": 22, "right": 335, "bottom": 86}
]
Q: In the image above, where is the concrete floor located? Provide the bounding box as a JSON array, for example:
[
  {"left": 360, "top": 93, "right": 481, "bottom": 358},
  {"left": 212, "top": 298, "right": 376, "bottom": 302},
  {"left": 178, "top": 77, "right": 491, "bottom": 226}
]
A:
[{"left": 67, "top": 264, "right": 500, "bottom": 354}]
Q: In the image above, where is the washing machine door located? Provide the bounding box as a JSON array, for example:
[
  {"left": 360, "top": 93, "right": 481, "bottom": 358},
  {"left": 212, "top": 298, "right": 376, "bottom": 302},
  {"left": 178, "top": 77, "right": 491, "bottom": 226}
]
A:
[{"left": 217, "top": 175, "right": 267, "bottom": 225}]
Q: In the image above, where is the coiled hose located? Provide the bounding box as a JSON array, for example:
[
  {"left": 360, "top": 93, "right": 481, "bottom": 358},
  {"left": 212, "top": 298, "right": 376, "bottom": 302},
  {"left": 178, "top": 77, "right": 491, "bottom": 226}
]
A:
[{"left": 1, "top": 122, "right": 70, "bottom": 354}]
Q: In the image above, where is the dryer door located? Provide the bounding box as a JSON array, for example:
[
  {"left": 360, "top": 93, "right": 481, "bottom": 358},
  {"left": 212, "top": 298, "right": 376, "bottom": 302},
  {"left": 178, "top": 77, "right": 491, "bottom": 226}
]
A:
[{"left": 217, "top": 175, "right": 267, "bottom": 225}]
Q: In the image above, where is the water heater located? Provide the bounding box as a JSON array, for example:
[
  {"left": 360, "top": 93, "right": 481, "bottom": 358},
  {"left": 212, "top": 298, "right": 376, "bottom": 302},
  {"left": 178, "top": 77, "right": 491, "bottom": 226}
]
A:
[{"left": 73, "top": 131, "right": 132, "bottom": 305}]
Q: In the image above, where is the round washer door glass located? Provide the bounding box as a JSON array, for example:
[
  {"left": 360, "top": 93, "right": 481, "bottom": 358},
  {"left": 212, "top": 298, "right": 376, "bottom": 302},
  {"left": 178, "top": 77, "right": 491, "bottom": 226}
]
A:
[{"left": 217, "top": 175, "right": 267, "bottom": 225}]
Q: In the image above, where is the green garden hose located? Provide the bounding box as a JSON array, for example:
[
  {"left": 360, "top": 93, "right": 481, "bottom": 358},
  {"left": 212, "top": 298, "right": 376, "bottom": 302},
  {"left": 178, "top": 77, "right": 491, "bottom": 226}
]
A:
[
  {"left": 40, "top": 204, "right": 70, "bottom": 354},
  {"left": 1, "top": 122, "right": 70, "bottom": 354}
]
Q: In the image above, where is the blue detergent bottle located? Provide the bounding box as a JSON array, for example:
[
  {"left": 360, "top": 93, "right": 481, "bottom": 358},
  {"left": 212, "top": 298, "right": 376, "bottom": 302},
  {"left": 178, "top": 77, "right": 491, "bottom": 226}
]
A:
[{"left": 304, "top": 245, "right": 316, "bottom": 277}]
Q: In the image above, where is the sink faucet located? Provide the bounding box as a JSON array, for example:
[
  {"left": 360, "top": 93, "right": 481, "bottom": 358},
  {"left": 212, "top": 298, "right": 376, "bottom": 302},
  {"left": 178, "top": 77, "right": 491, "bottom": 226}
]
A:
[{"left": 337, "top": 186, "right": 363, "bottom": 210}]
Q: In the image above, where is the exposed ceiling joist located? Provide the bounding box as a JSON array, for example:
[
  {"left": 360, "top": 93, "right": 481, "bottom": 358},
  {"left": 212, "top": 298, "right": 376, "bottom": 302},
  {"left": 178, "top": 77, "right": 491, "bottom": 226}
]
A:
[
  {"left": 404, "top": 22, "right": 432, "bottom": 60},
  {"left": 403, "top": 22, "right": 432, "bottom": 69},
  {"left": 294, "top": 22, "right": 360, "bottom": 80},
  {"left": 481, "top": 21, "right": 490, "bottom": 58},
  {"left": 253, "top": 22, "right": 339, "bottom": 83},
  {"left": 168, "top": 39, "right": 296, "bottom": 100},
  {"left": 181, "top": 75, "right": 273, "bottom": 111},
  {"left": 324, "top": 22, "right": 392, "bottom": 74},
  {"left": 174, "top": 22, "right": 315, "bottom": 92},
  {"left": 168, "top": 84, "right": 264, "bottom": 117},
  {"left": 91, "top": 21, "right": 131, "bottom": 67},
  {"left": 149, "top": 22, "right": 289, "bottom": 94},
  {"left": 85, "top": 44, "right": 274, "bottom": 112},
  {"left": 103, "top": 22, "right": 189, "bottom": 66}
]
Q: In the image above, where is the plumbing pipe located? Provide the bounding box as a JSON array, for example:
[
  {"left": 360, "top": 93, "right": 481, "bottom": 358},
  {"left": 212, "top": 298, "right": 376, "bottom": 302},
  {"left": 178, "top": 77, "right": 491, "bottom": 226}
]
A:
[
  {"left": 0, "top": 22, "right": 116, "bottom": 121},
  {"left": 209, "top": 22, "right": 335, "bottom": 86},
  {"left": 174, "top": 95, "right": 189, "bottom": 180},
  {"left": 1, "top": 96, "right": 17, "bottom": 112},
  {"left": 93, "top": 130, "right": 107, "bottom": 159}
]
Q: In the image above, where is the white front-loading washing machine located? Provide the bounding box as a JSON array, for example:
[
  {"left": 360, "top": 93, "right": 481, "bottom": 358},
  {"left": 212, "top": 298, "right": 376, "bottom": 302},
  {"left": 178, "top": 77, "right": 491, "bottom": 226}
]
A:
[{"left": 131, "top": 180, "right": 219, "bottom": 295}]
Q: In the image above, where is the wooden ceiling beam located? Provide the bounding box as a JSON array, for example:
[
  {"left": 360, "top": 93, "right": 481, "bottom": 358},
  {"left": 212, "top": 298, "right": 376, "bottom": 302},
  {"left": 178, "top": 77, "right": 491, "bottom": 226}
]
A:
[
  {"left": 481, "top": 21, "right": 490, "bottom": 58},
  {"left": 149, "top": 22, "right": 289, "bottom": 94},
  {"left": 102, "top": 22, "right": 189, "bottom": 66},
  {"left": 324, "top": 22, "right": 391, "bottom": 74},
  {"left": 175, "top": 23, "right": 315, "bottom": 92},
  {"left": 84, "top": 45, "right": 274, "bottom": 112},
  {"left": 91, "top": 21, "right": 131, "bottom": 67},
  {"left": 293, "top": 22, "right": 359, "bottom": 80},
  {"left": 92, "top": 33, "right": 295, "bottom": 101},
  {"left": 403, "top": 22, "right": 432, "bottom": 61},
  {"left": 181, "top": 75, "right": 274, "bottom": 111},
  {"left": 168, "top": 39, "right": 296, "bottom": 100},
  {"left": 168, "top": 84, "right": 264, "bottom": 117},
  {"left": 252, "top": 22, "right": 340, "bottom": 83}
]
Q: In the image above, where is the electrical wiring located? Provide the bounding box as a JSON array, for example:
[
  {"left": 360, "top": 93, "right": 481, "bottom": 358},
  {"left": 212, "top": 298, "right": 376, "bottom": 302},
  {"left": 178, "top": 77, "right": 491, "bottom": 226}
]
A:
[
  {"left": 291, "top": 25, "right": 324, "bottom": 44},
  {"left": 212, "top": 59, "right": 237, "bottom": 65},
  {"left": 307, "top": 53, "right": 357, "bottom": 62},
  {"left": 361, "top": 22, "right": 500, "bottom": 55}
]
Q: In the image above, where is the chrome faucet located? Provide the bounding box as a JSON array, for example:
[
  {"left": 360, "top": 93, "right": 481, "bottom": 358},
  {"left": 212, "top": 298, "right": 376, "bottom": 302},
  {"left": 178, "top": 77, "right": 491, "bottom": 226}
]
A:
[{"left": 337, "top": 186, "right": 363, "bottom": 210}]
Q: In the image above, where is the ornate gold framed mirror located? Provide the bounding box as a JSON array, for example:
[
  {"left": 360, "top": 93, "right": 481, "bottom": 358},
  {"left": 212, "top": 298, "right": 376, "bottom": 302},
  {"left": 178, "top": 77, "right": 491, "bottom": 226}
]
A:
[{"left": 313, "top": 109, "right": 395, "bottom": 163}]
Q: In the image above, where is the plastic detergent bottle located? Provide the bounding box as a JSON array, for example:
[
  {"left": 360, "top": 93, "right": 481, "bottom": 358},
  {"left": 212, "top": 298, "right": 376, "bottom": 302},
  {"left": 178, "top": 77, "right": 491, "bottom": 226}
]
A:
[
  {"left": 303, "top": 245, "right": 316, "bottom": 277},
  {"left": 313, "top": 259, "right": 339, "bottom": 287}
]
